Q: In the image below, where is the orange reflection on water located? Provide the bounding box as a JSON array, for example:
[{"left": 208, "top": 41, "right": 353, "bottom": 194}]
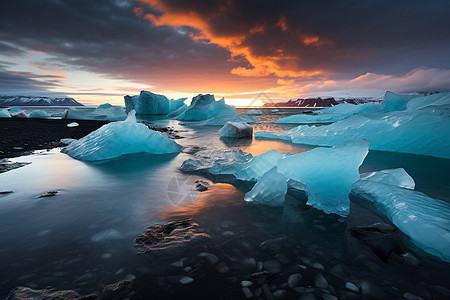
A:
[{"left": 160, "top": 183, "right": 244, "bottom": 220}]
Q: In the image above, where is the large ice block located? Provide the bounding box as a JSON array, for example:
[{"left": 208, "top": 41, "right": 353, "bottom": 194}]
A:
[
  {"left": 0, "top": 108, "right": 11, "bottom": 118},
  {"left": 352, "top": 179, "right": 450, "bottom": 262},
  {"left": 124, "top": 91, "right": 181, "bottom": 115},
  {"left": 235, "top": 150, "right": 289, "bottom": 182},
  {"left": 277, "top": 140, "right": 370, "bottom": 216},
  {"left": 219, "top": 121, "right": 253, "bottom": 139},
  {"left": 244, "top": 168, "right": 288, "bottom": 206},
  {"left": 62, "top": 111, "right": 181, "bottom": 161},
  {"left": 359, "top": 168, "right": 415, "bottom": 189},
  {"left": 29, "top": 110, "right": 50, "bottom": 118},
  {"left": 177, "top": 94, "right": 238, "bottom": 121}
]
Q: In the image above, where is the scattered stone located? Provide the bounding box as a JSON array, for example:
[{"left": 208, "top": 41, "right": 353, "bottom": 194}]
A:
[
  {"left": 114, "top": 268, "right": 124, "bottom": 275},
  {"left": 38, "top": 190, "right": 59, "bottom": 198},
  {"left": 315, "top": 274, "right": 328, "bottom": 289},
  {"left": 310, "top": 262, "right": 324, "bottom": 270},
  {"left": 288, "top": 273, "right": 302, "bottom": 288},
  {"left": 194, "top": 180, "right": 209, "bottom": 192},
  {"left": 273, "top": 289, "right": 286, "bottom": 298},
  {"left": 242, "top": 287, "right": 253, "bottom": 298},
  {"left": 197, "top": 252, "right": 219, "bottom": 265},
  {"left": 262, "top": 284, "right": 274, "bottom": 300},
  {"left": 102, "top": 280, "right": 133, "bottom": 299},
  {"left": 299, "top": 293, "right": 317, "bottom": 300},
  {"left": 301, "top": 257, "right": 311, "bottom": 264},
  {"left": 395, "top": 252, "right": 421, "bottom": 267},
  {"left": 170, "top": 260, "right": 184, "bottom": 268},
  {"left": 184, "top": 266, "right": 192, "bottom": 272},
  {"left": 124, "top": 274, "right": 136, "bottom": 281},
  {"left": 252, "top": 271, "right": 277, "bottom": 284},
  {"left": 322, "top": 294, "right": 338, "bottom": 300},
  {"left": 101, "top": 253, "right": 112, "bottom": 259},
  {"left": 6, "top": 287, "right": 97, "bottom": 300},
  {"left": 179, "top": 276, "right": 194, "bottom": 284},
  {"left": 260, "top": 236, "right": 290, "bottom": 253},
  {"left": 263, "top": 260, "right": 283, "bottom": 273},
  {"left": 215, "top": 262, "right": 229, "bottom": 273},
  {"left": 135, "top": 219, "right": 210, "bottom": 259},
  {"left": 241, "top": 281, "right": 253, "bottom": 287},
  {"left": 403, "top": 292, "right": 423, "bottom": 300},
  {"left": 222, "top": 231, "right": 234, "bottom": 236},
  {"left": 0, "top": 190, "right": 14, "bottom": 194},
  {"left": 345, "top": 282, "right": 359, "bottom": 293},
  {"left": 241, "top": 257, "right": 257, "bottom": 269},
  {"left": 277, "top": 254, "right": 290, "bottom": 264}
]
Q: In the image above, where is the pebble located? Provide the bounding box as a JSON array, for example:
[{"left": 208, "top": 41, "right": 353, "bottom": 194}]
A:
[
  {"left": 263, "top": 260, "right": 282, "bottom": 273},
  {"left": 222, "top": 231, "right": 234, "bottom": 236},
  {"left": 277, "top": 254, "right": 290, "bottom": 264},
  {"left": 288, "top": 273, "right": 302, "bottom": 288},
  {"left": 299, "top": 293, "right": 317, "bottom": 300},
  {"left": 273, "top": 289, "right": 286, "bottom": 298},
  {"left": 242, "top": 287, "right": 253, "bottom": 298},
  {"left": 301, "top": 257, "right": 311, "bottom": 264},
  {"left": 124, "top": 274, "right": 136, "bottom": 281},
  {"left": 345, "top": 282, "right": 359, "bottom": 293},
  {"left": 102, "top": 253, "right": 112, "bottom": 259},
  {"left": 299, "top": 264, "right": 308, "bottom": 270},
  {"left": 315, "top": 274, "right": 328, "bottom": 289},
  {"left": 403, "top": 292, "right": 423, "bottom": 300},
  {"left": 322, "top": 294, "right": 337, "bottom": 300},
  {"left": 179, "top": 276, "right": 194, "bottom": 284},
  {"left": 262, "top": 284, "right": 274, "bottom": 300},
  {"left": 215, "top": 262, "right": 229, "bottom": 273},
  {"left": 241, "top": 257, "right": 257, "bottom": 269},
  {"left": 114, "top": 268, "right": 124, "bottom": 275},
  {"left": 184, "top": 267, "right": 192, "bottom": 272},
  {"left": 197, "top": 252, "right": 219, "bottom": 265},
  {"left": 310, "top": 262, "right": 324, "bottom": 270},
  {"left": 241, "top": 280, "right": 253, "bottom": 287},
  {"left": 170, "top": 260, "right": 183, "bottom": 267}
]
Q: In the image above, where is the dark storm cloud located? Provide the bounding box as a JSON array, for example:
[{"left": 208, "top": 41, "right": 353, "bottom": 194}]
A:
[
  {"left": 140, "top": 0, "right": 450, "bottom": 79},
  {"left": 0, "top": 67, "right": 63, "bottom": 94}
]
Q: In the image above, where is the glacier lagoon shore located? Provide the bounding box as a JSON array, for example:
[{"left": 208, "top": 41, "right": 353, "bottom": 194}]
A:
[{"left": 0, "top": 109, "right": 449, "bottom": 299}]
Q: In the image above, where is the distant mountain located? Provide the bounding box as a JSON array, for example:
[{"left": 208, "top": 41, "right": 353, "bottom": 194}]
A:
[
  {"left": 0, "top": 96, "right": 83, "bottom": 106},
  {"left": 263, "top": 97, "right": 339, "bottom": 108}
]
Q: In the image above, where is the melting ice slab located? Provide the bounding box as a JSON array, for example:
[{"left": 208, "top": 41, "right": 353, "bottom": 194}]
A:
[
  {"left": 245, "top": 168, "right": 287, "bottom": 206},
  {"left": 277, "top": 140, "right": 370, "bottom": 216},
  {"left": 62, "top": 111, "right": 181, "bottom": 161},
  {"left": 352, "top": 179, "right": 450, "bottom": 262}
]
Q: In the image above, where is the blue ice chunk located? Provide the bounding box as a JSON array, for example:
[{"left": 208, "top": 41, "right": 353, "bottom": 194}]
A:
[
  {"left": 62, "top": 111, "right": 181, "bottom": 161},
  {"left": 244, "top": 168, "right": 288, "bottom": 206},
  {"left": 177, "top": 94, "right": 238, "bottom": 121}
]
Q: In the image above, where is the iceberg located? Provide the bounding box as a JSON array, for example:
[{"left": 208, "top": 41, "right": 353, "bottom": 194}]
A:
[
  {"left": 177, "top": 94, "right": 238, "bottom": 121},
  {"left": 359, "top": 168, "right": 415, "bottom": 189},
  {"left": 168, "top": 104, "right": 188, "bottom": 118},
  {"left": 257, "top": 102, "right": 450, "bottom": 159},
  {"left": 352, "top": 179, "right": 450, "bottom": 263},
  {"left": 246, "top": 109, "right": 263, "bottom": 115},
  {"left": 0, "top": 108, "right": 11, "bottom": 118},
  {"left": 62, "top": 111, "right": 181, "bottom": 161},
  {"left": 8, "top": 107, "right": 28, "bottom": 118},
  {"left": 235, "top": 150, "right": 289, "bottom": 182},
  {"left": 380, "top": 91, "right": 418, "bottom": 112},
  {"left": 277, "top": 140, "right": 370, "bottom": 216},
  {"left": 124, "top": 91, "right": 186, "bottom": 115},
  {"left": 219, "top": 121, "right": 253, "bottom": 139},
  {"left": 180, "top": 149, "right": 252, "bottom": 174},
  {"left": 244, "top": 168, "right": 288, "bottom": 206},
  {"left": 66, "top": 104, "right": 127, "bottom": 121},
  {"left": 29, "top": 110, "right": 50, "bottom": 118}
]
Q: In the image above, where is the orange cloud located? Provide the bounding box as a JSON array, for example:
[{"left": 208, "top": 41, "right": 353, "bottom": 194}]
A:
[{"left": 136, "top": 0, "right": 327, "bottom": 79}]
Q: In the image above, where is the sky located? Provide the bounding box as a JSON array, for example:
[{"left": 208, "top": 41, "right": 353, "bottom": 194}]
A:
[{"left": 1, "top": 0, "right": 450, "bottom": 106}]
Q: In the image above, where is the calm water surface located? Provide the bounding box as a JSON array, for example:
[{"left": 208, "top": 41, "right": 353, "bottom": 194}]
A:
[{"left": 0, "top": 109, "right": 449, "bottom": 299}]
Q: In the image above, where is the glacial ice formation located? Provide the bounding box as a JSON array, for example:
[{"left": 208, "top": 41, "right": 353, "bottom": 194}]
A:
[
  {"left": 277, "top": 140, "right": 370, "bottom": 216},
  {"left": 177, "top": 94, "right": 238, "bottom": 121},
  {"left": 235, "top": 150, "right": 289, "bottom": 182},
  {"left": 62, "top": 111, "right": 181, "bottom": 161},
  {"left": 0, "top": 108, "right": 11, "bottom": 118},
  {"left": 258, "top": 92, "right": 450, "bottom": 159},
  {"left": 352, "top": 179, "right": 450, "bottom": 262},
  {"left": 66, "top": 104, "right": 127, "bottom": 121},
  {"left": 8, "top": 107, "right": 28, "bottom": 118},
  {"left": 124, "top": 91, "right": 186, "bottom": 115},
  {"left": 359, "top": 168, "right": 415, "bottom": 189},
  {"left": 219, "top": 121, "right": 253, "bottom": 139},
  {"left": 29, "top": 110, "right": 50, "bottom": 118},
  {"left": 244, "top": 168, "right": 288, "bottom": 206},
  {"left": 246, "top": 109, "right": 263, "bottom": 115},
  {"left": 180, "top": 149, "right": 252, "bottom": 174}
]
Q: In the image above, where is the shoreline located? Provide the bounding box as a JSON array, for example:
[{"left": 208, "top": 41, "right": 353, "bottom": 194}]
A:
[{"left": 0, "top": 118, "right": 108, "bottom": 159}]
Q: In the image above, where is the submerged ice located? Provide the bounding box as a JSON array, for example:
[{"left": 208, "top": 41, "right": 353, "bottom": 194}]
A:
[{"left": 62, "top": 111, "right": 181, "bottom": 161}]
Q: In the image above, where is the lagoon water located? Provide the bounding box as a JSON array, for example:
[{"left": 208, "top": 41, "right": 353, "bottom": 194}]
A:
[{"left": 0, "top": 109, "right": 449, "bottom": 299}]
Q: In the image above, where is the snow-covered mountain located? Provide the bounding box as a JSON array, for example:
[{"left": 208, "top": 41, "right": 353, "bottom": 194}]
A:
[
  {"left": 0, "top": 96, "right": 83, "bottom": 106},
  {"left": 263, "top": 97, "right": 339, "bottom": 108}
]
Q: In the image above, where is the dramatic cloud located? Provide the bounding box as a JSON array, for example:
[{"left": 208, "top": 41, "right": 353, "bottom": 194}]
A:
[{"left": 1, "top": 0, "right": 449, "bottom": 101}]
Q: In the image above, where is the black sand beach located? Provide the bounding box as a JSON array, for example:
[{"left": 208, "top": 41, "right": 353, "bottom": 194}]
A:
[{"left": 0, "top": 119, "right": 108, "bottom": 159}]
